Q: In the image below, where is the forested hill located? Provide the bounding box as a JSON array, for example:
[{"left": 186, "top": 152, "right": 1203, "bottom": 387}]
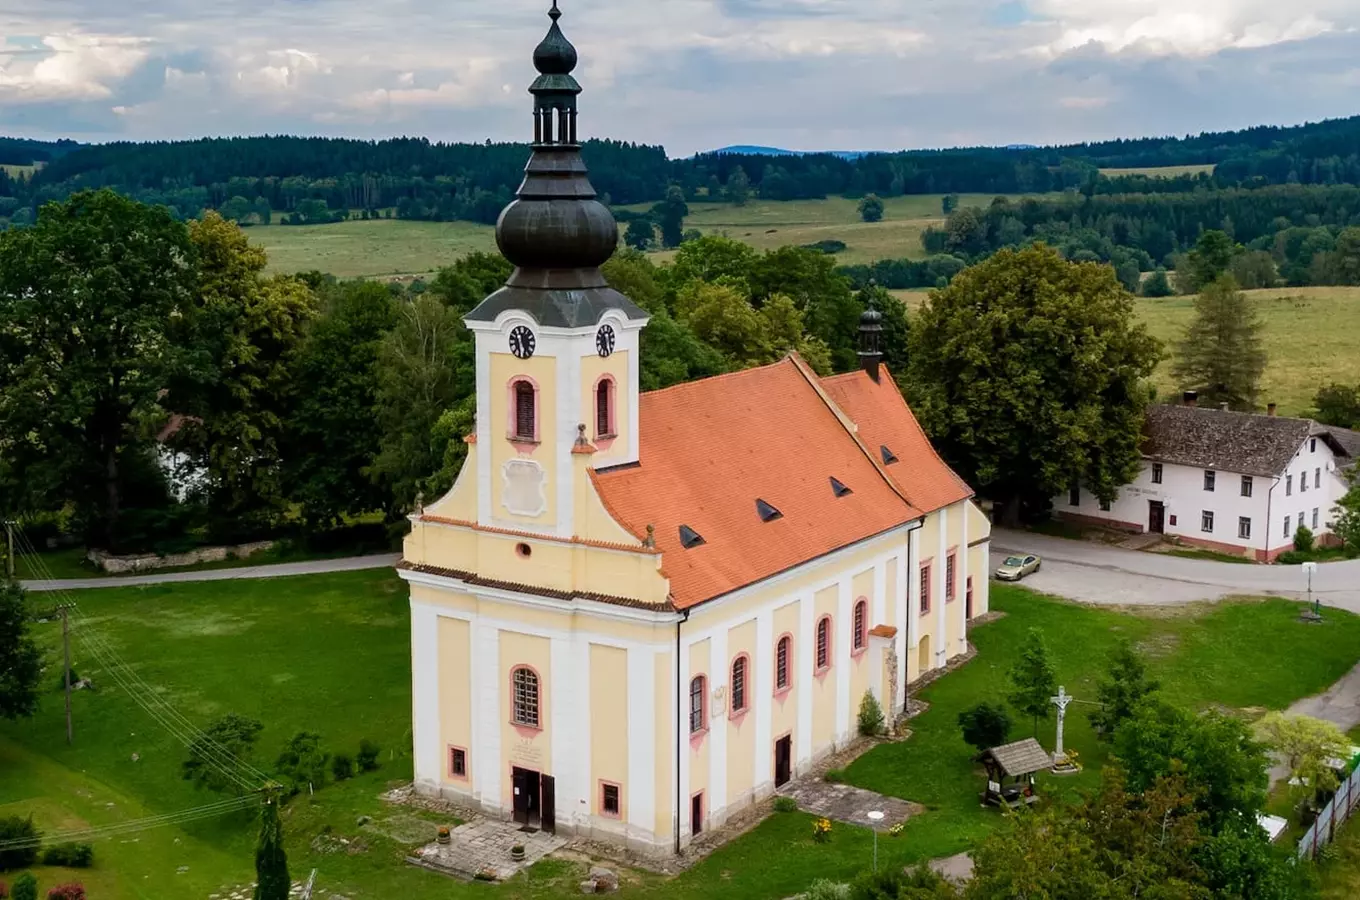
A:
[{"left": 2, "top": 112, "right": 1359, "bottom": 226}]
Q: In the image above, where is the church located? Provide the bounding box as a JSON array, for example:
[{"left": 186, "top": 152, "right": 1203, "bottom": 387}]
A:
[{"left": 398, "top": 3, "right": 992, "bottom": 857}]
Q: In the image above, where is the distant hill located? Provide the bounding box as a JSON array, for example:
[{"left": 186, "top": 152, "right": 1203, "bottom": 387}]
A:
[{"left": 0, "top": 137, "right": 81, "bottom": 167}]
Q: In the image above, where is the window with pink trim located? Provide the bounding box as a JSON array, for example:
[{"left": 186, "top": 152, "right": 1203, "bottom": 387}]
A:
[
  {"left": 852, "top": 599, "right": 867, "bottom": 651},
  {"left": 815, "top": 616, "right": 832, "bottom": 671},
  {"left": 920, "top": 565, "right": 932, "bottom": 615},
  {"left": 689, "top": 675, "right": 706, "bottom": 733},
  {"left": 511, "top": 379, "right": 537, "bottom": 442},
  {"left": 946, "top": 554, "right": 956, "bottom": 601},
  {"left": 731, "top": 655, "right": 749, "bottom": 713},
  {"left": 595, "top": 377, "right": 616, "bottom": 438},
  {"left": 775, "top": 636, "right": 791, "bottom": 691}
]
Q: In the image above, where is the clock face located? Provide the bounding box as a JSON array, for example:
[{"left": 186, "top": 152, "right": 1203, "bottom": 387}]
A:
[
  {"left": 508, "top": 325, "right": 536, "bottom": 360},
  {"left": 596, "top": 324, "right": 616, "bottom": 358}
]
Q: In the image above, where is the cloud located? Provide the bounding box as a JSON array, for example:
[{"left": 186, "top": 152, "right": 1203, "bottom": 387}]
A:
[{"left": 1, "top": 0, "right": 1358, "bottom": 155}]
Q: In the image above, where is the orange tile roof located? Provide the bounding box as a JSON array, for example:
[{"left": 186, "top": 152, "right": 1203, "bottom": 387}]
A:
[
  {"left": 820, "top": 369, "right": 973, "bottom": 514},
  {"left": 592, "top": 356, "right": 928, "bottom": 609}
]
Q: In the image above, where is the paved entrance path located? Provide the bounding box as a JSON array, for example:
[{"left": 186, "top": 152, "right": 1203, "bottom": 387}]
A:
[
  {"left": 20, "top": 553, "right": 400, "bottom": 593},
  {"left": 1268, "top": 659, "right": 1360, "bottom": 786},
  {"left": 777, "top": 780, "right": 922, "bottom": 828},
  {"left": 991, "top": 529, "right": 1360, "bottom": 612},
  {"left": 410, "top": 817, "right": 566, "bottom": 882}
]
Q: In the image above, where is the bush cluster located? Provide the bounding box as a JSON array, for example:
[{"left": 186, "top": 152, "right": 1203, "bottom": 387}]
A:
[
  {"left": 38, "top": 845, "right": 92, "bottom": 869},
  {"left": 0, "top": 817, "right": 39, "bottom": 871}
]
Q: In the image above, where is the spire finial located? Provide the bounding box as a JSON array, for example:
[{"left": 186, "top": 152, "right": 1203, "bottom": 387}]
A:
[{"left": 549, "top": 0, "right": 561, "bottom": 20}]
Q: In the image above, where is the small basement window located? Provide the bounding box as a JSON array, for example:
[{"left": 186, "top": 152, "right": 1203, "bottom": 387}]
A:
[
  {"left": 756, "top": 499, "right": 783, "bottom": 522},
  {"left": 830, "top": 477, "right": 853, "bottom": 498},
  {"left": 679, "top": 525, "right": 706, "bottom": 549},
  {"left": 601, "top": 782, "right": 621, "bottom": 817},
  {"left": 880, "top": 445, "right": 899, "bottom": 465}
]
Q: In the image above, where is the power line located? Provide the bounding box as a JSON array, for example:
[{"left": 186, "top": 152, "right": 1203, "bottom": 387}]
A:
[{"left": 0, "top": 795, "right": 262, "bottom": 851}]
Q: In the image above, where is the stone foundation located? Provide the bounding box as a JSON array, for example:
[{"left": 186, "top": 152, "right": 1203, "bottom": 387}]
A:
[{"left": 87, "top": 541, "right": 275, "bottom": 574}]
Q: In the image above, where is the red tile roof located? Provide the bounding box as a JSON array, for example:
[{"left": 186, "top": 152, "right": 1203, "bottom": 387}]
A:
[
  {"left": 820, "top": 369, "right": 973, "bottom": 515},
  {"left": 592, "top": 356, "right": 970, "bottom": 610}
]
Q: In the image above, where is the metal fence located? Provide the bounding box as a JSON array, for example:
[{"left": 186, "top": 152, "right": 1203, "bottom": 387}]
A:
[{"left": 1298, "top": 764, "right": 1360, "bottom": 859}]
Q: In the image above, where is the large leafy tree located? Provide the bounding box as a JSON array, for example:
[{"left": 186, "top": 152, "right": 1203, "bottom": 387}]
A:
[
  {"left": 1088, "top": 639, "right": 1160, "bottom": 740},
  {"left": 907, "top": 244, "right": 1161, "bottom": 524},
  {"left": 1259, "top": 712, "right": 1349, "bottom": 804},
  {"left": 0, "top": 582, "right": 41, "bottom": 721},
  {"left": 0, "top": 189, "right": 197, "bottom": 545},
  {"left": 652, "top": 185, "right": 689, "bottom": 249},
  {"left": 748, "top": 246, "right": 863, "bottom": 372},
  {"left": 1172, "top": 275, "right": 1268, "bottom": 411},
  {"left": 171, "top": 212, "right": 319, "bottom": 537},
  {"left": 1181, "top": 229, "right": 1239, "bottom": 292}
]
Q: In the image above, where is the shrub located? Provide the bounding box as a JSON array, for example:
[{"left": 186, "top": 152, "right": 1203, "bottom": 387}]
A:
[
  {"left": 275, "top": 731, "right": 329, "bottom": 796},
  {"left": 804, "top": 879, "right": 851, "bottom": 900},
  {"left": 1277, "top": 550, "right": 1306, "bottom": 565},
  {"left": 0, "top": 816, "right": 39, "bottom": 871},
  {"left": 39, "top": 844, "right": 92, "bottom": 869},
  {"left": 53, "top": 668, "right": 80, "bottom": 692},
  {"left": 45, "top": 885, "right": 83, "bottom": 900},
  {"left": 1294, "top": 525, "right": 1315, "bottom": 553},
  {"left": 957, "top": 702, "right": 1012, "bottom": 754},
  {"left": 773, "top": 795, "right": 798, "bottom": 813},
  {"left": 331, "top": 754, "right": 354, "bottom": 781},
  {"left": 812, "top": 817, "right": 832, "bottom": 843},
  {"left": 824, "top": 768, "right": 846, "bottom": 784},
  {"left": 857, "top": 691, "right": 885, "bottom": 737},
  {"left": 11, "top": 875, "right": 34, "bottom": 900},
  {"left": 356, "top": 739, "right": 381, "bottom": 772},
  {"left": 800, "top": 240, "right": 847, "bottom": 255}
]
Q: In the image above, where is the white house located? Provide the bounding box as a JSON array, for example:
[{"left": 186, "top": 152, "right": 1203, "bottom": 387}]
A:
[{"left": 1059, "top": 395, "right": 1355, "bottom": 561}]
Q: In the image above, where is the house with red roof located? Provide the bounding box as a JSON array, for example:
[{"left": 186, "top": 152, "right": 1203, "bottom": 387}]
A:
[{"left": 397, "top": 4, "right": 991, "bottom": 857}]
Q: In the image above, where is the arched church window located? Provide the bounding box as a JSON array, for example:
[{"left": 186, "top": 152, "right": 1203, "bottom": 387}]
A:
[
  {"left": 689, "top": 675, "right": 706, "bottom": 733},
  {"left": 513, "top": 380, "right": 537, "bottom": 441},
  {"left": 596, "top": 378, "right": 615, "bottom": 438},
  {"left": 512, "top": 666, "right": 540, "bottom": 728}
]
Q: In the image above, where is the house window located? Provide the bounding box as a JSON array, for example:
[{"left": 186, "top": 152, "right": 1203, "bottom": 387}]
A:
[
  {"left": 1068, "top": 483, "right": 1080, "bottom": 506},
  {"left": 513, "top": 380, "right": 537, "bottom": 441},
  {"left": 601, "top": 782, "right": 621, "bottom": 817},
  {"left": 853, "top": 600, "right": 867, "bottom": 650},
  {"left": 1284, "top": 516, "right": 1291, "bottom": 538},
  {"left": 731, "top": 656, "right": 748, "bottom": 713},
  {"left": 1201, "top": 511, "right": 1214, "bottom": 533},
  {"left": 689, "top": 676, "right": 706, "bottom": 733},
  {"left": 1312, "top": 438, "right": 1318, "bottom": 453},
  {"left": 1299, "top": 511, "right": 1306, "bottom": 533},
  {"left": 512, "top": 667, "right": 540, "bottom": 728},
  {"left": 815, "top": 617, "right": 832, "bottom": 671},
  {"left": 595, "top": 378, "right": 615, "bottom": 438},
  {"left": 1238, "top": 517, "right": 1251, "bottom": 540},
  {"left": 1301, "top": 472, "right": 1308, "bottom": 493},
  {"left": 450, "top": 747, "right": 468, "bottom": 778},
  {"left": 775, "top": 636, "right": 790, "bottom": 691},
  {"left": 1316, "top": 468, "right": 1322, "bottom": 489},
  {"left": 946, "top": 555, "right": 957, "bottom": 601},
  {"left": 1204, "top": 470, "right": 1216, "bottom": 492},
  {"left": 1286, "top": 475, "right": 1293, "bottom": 496},
  {"left": 1241, "top": 476, "right": 1253, "bottom": 498},
  {"left": 1151, "top": 463, "right": 1163, "bottom": 485},
  {"left": 1313, "top": 508, "right": 1320, "bottom": 530},
  {"left": 920, "top": 565, "right": 932, "bottom": 615},
  {"left": 1099, "top": 498, "right": 1112, "bottom": 512}
]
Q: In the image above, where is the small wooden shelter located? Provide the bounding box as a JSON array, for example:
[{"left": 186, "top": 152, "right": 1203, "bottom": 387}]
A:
[{"left": 979, "top": 738, "right": 1049, "bottom": 809}]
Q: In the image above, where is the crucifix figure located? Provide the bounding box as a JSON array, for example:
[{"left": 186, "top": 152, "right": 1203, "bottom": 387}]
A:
[{"left": 1051, "top": 685, "right": 1073, "bottom": 763}]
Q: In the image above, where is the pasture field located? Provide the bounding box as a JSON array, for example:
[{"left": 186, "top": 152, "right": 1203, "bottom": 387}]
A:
[
  {"left": 1099, "top": 164, "right": 1216, "bottom": 178},
  {"left": 2, "top": 574, "right": 1353, "bottom": 899},
  {"left": 253, "top": 218, "right": 495, "bottom": 279},
  {"left": 1, "top": 162, "right": 41, "bottom": 177}
]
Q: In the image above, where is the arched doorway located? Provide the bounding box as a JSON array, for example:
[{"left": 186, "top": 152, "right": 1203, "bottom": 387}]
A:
[{"left": 917, "top": 634, "right": 931, "bottom": 676}]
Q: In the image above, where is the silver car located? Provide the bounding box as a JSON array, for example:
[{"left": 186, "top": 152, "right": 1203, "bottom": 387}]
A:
[{"left": 995, "top": 554, "right": 1041, "bottom": 581}]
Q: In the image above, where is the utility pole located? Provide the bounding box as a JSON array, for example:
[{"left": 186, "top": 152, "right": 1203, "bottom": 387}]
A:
[{"left": 61, "top": 606, "right": 73, "bottom": 745}]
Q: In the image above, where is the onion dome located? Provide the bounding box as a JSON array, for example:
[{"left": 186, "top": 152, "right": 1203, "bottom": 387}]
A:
[{"left": 533, "top": 2, "right": 578, "bottom": 76}]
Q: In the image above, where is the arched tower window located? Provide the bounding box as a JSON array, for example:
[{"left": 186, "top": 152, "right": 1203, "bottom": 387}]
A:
[
  {"left": 853, "top": 599, "right": 868, "bottom": 651},
  {"left": 815, "top": 616, "right": 832, "bottom": 672},
  {"left": 689, "top": 675, "right": 707, "bottom": 733},
  {"left": 775, "top": 636, "right": 791, "bottom": 691},
  {"left": 731, "top": 655, "right": 749, "bottom": 713},
  {"left": 512, "top": 379, "right": 537, "bottom": 442},
  {"left": 595, "top": 377, "right": 616, "bottom": 438},
  {"left": 511, "top": 667, "right": 540, "bottom": 728}
]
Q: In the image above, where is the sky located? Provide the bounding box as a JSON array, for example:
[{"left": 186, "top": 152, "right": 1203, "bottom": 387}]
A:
[{"left": 3, "top": 0, "right": 1360, "bottom": 157}]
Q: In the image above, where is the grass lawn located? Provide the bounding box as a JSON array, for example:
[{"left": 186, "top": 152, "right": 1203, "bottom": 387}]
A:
[
  {"left": 5, "top": 576, "right": 1355, "bottom": 899},
  {"left": 844, "top": 587, "right": 1360, "bottom": 861},
  {"left": 14, "top": 541, "right": 393, "bottom": 582},
  {"left": 1098, "top": 164, "right": 1216, "bottom": 178},
  {"left": 1165, "top": 548, "right": 1257, "bottom": 564},
  {"left": 253, "top": 218, "right": 496, "bottom": 279}
]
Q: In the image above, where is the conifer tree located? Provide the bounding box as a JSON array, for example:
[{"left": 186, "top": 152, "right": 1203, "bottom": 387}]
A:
[
  {"left": 1007, "top": 628, "right": 1057, "bottom": 736},
  {"left": 1172, "top": 276, "right": 1267, "bottom": 411},
  {"left": 1089, "top": 640, "right": 1159, "bottom": 740},
  {"left": 0, "top": 581, "right": 41, "bottom": 721},
  {"left": 254, "top": 795, "right": 290, "bottom": 900}
]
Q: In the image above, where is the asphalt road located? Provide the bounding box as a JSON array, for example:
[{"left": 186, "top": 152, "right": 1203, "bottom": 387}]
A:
[
  {"left": 20, "top": 552, "right": 401, "bottom": 593},
  {"left": 991, "top": 529, "right": 1360, "bottom": 613}
]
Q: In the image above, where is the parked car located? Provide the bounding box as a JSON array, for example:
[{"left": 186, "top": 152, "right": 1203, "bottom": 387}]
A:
[{"left": 995, "top": 554, "right": 1041, "bottom": 581}]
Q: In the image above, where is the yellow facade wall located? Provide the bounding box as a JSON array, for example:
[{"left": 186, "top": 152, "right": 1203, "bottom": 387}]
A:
[
  {"left": 687, "top": 638, "right": 710, "bottom": 823},
  {"left": 654, "top": 651, "right": 673, "bottom": 838},
  {"left": 426, "top": 445, "right": 480, "bottom": 520},
  {"left": 589, "top": 644, "right": 629, "bottom": 817},
  {"left": 489, "top": 352, "right": 558, "bottom": 527},
  {"left": 724, "top": 619, "right": 757, "bottom": 804},
  {"left": 849, "top": 567, "right": 872, "bottom": 712},
  {"left": 811, "top": 584, "right": 838, "bottom": 747},
  {"left": 968, "top": 544, "right": 990, "bottom": 618},
  {"left": 771, "top": 601, "right": 799, "bottom": 747},
  {"left": 499, "top": 631, "right": 552, "bottom": 810},
  {"left": 438, "top": 616, "right": 472, "bottom": 787},
  {"left": 580, "top": 351, "right": 632, "bottom": 468}
]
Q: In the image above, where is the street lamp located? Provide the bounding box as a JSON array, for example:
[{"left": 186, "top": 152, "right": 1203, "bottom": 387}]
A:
[
  {"left": 1303, "top": 561, "right": 1320, "bottom": 619},
  {"left": 867, "top": 810, "right": 884, "bottom": 872}
]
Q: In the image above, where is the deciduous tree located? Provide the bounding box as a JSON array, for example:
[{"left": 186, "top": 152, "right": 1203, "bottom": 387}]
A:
[
  {"left": 726, "top": 166, "right": 751, "bottom": 206},
  {"left": 1088, "top": 639, "right": 1159, "bottom": 740},
  {"left": 1141, "top": 266, "right": 1175, "bottom": 297},
  {"left": 1183, "top": 229, "right": 1238, "bottom": 292},
  {"left": 624, "top": 218, "right": 654, "bottom": 251},
  {"left": 0, "top": 583, "right": 40, "bottom": 722},
  {"left": 907, "top": 244, "right": 1161, "bottom": 524},
  {"left": 957, "top": 703, "right": 1011, "bottom": 754},
  {"left": 1007, "top": 628, "right": 1057, "bottom": 736},
  {"left": 183, "top": 713, "right": 264, "bottom": 795},
  {"left": 1259, "top": 712, "right": 1349, "bottom": 804},
  {"left": 652, "top": 185, "right": 689, "bottom": 249},
  {"left": 1172, "top": 275, "right": 1267, "bottom": 411},
  {"left": 858, "top": 193, "right": 884, "bottom": 223}
]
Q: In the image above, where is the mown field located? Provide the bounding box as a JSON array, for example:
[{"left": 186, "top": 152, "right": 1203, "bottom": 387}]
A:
[
  {"left": 254, "top": 218, "right": 496, "bottom": 279},
  {"left": 2, "top": 574, "right": 1353, "bottom": 900},
  {"left": 1098, "top": 164, "right": 1216, "bottom": 178},
  {"left": 1, "top": 162, "right": 41, "bottom": 177}
]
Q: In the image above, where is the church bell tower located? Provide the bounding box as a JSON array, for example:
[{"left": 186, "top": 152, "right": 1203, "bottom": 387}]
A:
[{"left": 462, "top": 1, "right": 650, "bottom": 540}]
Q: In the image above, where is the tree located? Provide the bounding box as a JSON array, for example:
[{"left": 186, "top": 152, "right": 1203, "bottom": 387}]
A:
[
  {"left": 856, "top": 690, "right": 884, "bottom": 737},
  {"left": 1259, "top": 712, "right": 1348, "bottom": 806},
  {"left": 670, "top": 235, "right": 757, "bottom": 290},
  {"left": 1172, "top": 275, "right": 1267, "bottom": 411},
  {"left": 1183, "top": 230, "right": 1238, "bottom": 292},
  {"left": 965, "top": 805, "right": 1105, "bottom": 899},
  {"left": 254, "top": 796, "right": 290, "bottom": 900},
  {"left": 849, "top": 866, "right": 955, "bottom": 900},
  {"left": 907, "top": 244, "right": 1161, "bottom": 524},
  {"left": 624, "top": 218, "right": 654, "bottom": 251},
  {"left": 171, "top": 212, "right": 319, "bottom": 539},
  {"left": 1114, "top": 700, "right": 1268, "bottom": 829},
  {"left": 944, "top": 207, "right": 986, "bottom": 256},
  {"left": 602, "top": 250, "right": 667, "bottom": 314},
  {"left": 282, "top": 281, "right": 398, "bottom": 529},
  {"left": 726, "top": 166, "right": 751, "bottom": 207},
  {"left": 275, "top": 731, "right": 330, "bottom": 796},
  {"left": 857, "top": 193, "right": 884, "bottom": 223},
  {"left": 957, "top": 703, "right": 1011, "bottom": 754},
  {"left": 0, "top": 815, "right": 40, "bottom": 870},
  {"left": 673, "top": 282, "right": 771, "bottom": 367},
  {"left": 1088, "top": 639, "right": 1159, "bottom": 740},
  {"left": 1007, "top": 628, "right": 1056, "bottom": 736},
  {"left": 652, "top": 185, "right": 689, "bottom": 249},
  {"left": 0, "top": 583, "right": 40, "bottom": 722},
  {"left": 1334, "top": 477, "right": 1360, "bottom": 554},
  {"left": 636, "top": 310, "right": 728, "bottom": 392},
  {"left": 183, "top": 713, "right": 264, "bottom": 795},
  {"left": 941, "top": 194, "right": 959, "bottom": 215},
  {"left": 11, "top": 872, "right": 36, "bottom": 900},
  {"left": 1228, "top": 249, "right": 1279, "bottom": 289},
  {"left": 371, "top": 296, "right": 469, "bottom": 512},
  {"left": 1312, "top": 382, "right": 1360, "bottom": 429},
  {"left": 0, "top": 190, "right": 197, "bottom": 546},
  {"left": 1141, "top": 266, "right": 1175, "bottom": 297},
  {"left": 749, "top": 247, "right": 863, "bottom": 372}
]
